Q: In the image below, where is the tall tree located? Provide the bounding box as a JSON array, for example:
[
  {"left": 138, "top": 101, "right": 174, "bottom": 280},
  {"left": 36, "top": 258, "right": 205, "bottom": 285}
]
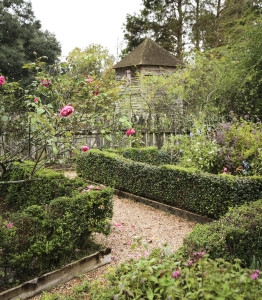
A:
[
  {"left": 122, "top": 0, "right": 187, "bottom": 62},
  {"left": 0, "top": 0, "right": 61, "bottom": 83}
]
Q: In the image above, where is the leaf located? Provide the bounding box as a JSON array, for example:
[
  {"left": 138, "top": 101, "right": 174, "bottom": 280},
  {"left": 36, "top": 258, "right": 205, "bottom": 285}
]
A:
[
  {"left": 146, "top": 288, "right": 154, "bottom": 300},
  {"left": 52, "top": 146, "right": 58, "bottom": 155},
  {"left": 1, "top": 115, "right": 8, "bottom": 122},
  {"left": 31, "top": 117, "right": 37, "bottom": 124},
  {"left": 105, "top": 135, "right": 112, "bottom": 142},
  {"left": 37, "top": 108, "right": 45, "bottom": 115}
]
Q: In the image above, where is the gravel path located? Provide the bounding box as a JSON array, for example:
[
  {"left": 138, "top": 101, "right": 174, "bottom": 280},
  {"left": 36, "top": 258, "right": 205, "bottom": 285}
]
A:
[{"left": 30, "top": 174, "right": 196, "bottom": 299}]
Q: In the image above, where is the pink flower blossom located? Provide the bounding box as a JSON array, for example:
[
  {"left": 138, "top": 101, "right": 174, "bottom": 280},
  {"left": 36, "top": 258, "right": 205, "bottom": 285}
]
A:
[
  {"left": 144, "top": 251, "right": 150, "bottom": 256},
  {"left": 82, "top": 145, "right": 89, "bottom": 152},
  {"left": 115, "top": 223, "right": 121, "bottom": 227},
  {"left": 34, "top": 98, "right": 38, "bottom": 102},
  {"left": 78, "top": 187, "right": 82, "bottom": 190},
  {"left": 131, "top": 225, "right": 135, "bottom": 228},
  {"left": 6, "top": 223, "right": 14, "bottom": 229},
  {"left": 126, "top": 128, "right": 135, "bottom": 135},
  {"left": 256, "top": 270, "right": 260, "bottom": 274},
  {"left": 100, "top": 185, "right": 105, "bottom": 188},
  {"left": 87, "top": 185, "right": 94, "bottom": 189},
  {"left": 60, "top": 104, "right": 74, "bottom": 117},
  {"left": 87, "top": 76, "right": 93, "bottom": 83},
  {"left": 95, "top": 187, "right": 100, "bottom": 190},
  {"left": 42, "top": 79, "right": 51, "bottom": 87},
  {"left": 0, "top": 76, "right": 5, "bottom": 86},
  {"left": 93, "top": 90, "right": 99, "bottom": 96},
  {"left": 171, "top": 271, "right": 180, "bottom": 279},
  {"left": 252, "top": 273, "right": 258, "bottom": 280}
]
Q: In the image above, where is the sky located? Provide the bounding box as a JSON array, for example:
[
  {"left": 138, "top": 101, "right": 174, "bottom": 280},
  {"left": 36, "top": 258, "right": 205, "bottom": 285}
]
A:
[{"left": 30, "top": 0, "right": 143, "bottom": 60}]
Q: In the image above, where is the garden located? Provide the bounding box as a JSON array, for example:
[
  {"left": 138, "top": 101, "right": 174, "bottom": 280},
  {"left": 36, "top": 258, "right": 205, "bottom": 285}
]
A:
[{"left": 1, "top": 1, "right": 262, "bottom": 299}]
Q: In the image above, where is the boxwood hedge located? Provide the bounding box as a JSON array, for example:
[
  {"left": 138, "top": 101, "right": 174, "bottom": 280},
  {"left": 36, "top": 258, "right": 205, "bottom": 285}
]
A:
[
  {"left": 76, "top": 150, "right": 262, "bottom": 218},
  {"left": 1, "top": 161, "right": 86, "bottom": 209}
]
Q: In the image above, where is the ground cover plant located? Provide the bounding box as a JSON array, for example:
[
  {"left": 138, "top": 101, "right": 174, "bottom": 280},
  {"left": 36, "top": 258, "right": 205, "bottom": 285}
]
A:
[
  {"left": 88, "top": 250, "right": 262, "bottom": 299},
  {"left": 0, "top": 163, "right": 113, "bottom": 292}
]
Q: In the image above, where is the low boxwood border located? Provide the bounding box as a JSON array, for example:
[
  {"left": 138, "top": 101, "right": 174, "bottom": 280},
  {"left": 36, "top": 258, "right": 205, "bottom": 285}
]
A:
[{"left": 76, "top": 150, "right": 262, "bottom": 218}]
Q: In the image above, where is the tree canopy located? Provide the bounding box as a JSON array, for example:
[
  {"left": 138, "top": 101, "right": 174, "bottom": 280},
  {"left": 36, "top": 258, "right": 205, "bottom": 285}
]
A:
[
  {"left": 0, "top": 0, "right": 61, "bottom": 83},
  {"left": 122, "top": 0, "right": 262, "bottom": 61}
]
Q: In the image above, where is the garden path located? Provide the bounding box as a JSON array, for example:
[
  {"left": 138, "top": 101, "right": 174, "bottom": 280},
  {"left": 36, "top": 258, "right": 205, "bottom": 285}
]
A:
[{"left": 30, "top": 172, "right": 196, "bottom": 299}]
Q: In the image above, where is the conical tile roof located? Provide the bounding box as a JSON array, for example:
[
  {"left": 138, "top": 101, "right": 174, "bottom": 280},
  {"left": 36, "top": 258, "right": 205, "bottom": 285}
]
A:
[{"left": 113, "top": 39, "right": 179, "bottom": 69}]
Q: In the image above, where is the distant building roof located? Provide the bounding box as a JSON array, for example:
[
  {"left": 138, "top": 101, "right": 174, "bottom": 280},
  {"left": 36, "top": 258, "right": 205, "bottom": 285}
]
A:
[{"left": 113, "top": 38, "right": 179, "bottom": 69}]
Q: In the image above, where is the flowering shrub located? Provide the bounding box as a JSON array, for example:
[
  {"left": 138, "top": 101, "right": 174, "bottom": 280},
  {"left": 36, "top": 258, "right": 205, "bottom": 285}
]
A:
[
  {"left": 59, "top": 104, "right": 75, "bottom": 117},
  {"left": 163, "top": 117, "right": 262, "bottom": 176},
  {"left": 89, "top": 249, "right": 262, "bottom": 299},
  {"left": 0, "top": 75, "right": 5, "bottom": 86}
]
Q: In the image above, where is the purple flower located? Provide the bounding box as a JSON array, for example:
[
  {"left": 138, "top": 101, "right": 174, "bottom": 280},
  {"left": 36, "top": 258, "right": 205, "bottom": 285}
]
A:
[
  {"left": 171, "top": 271, "right": 180, "bottom": 279},
  {"left": 255, "top": 270, "right": 260, "bottom": 274},
  {"left": 252, "top": 273, "right": 258, "bottom": 280}
]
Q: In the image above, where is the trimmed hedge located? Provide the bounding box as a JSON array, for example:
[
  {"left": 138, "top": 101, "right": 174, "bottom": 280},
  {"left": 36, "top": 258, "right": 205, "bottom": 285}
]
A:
[
  {"left": 121, "top": 147, "right": 174, "bottom": 165},
  {"left": 0, "top": 185, "right": 113, "bottom": 289},
  {"left": 1, "top": 161, "right": 86, "bottom": 209},
  {"left": 181, "top": 199, "right": 262, "bottom": 267},
  {"left": 89, "top": 250, "right": 262, "bottom": 299},
  {"left": 0, "top": 162, "right": 114, "bottom": 290},
  {"left": 76, "top": 150, "right": 262, "bottom": 218}
]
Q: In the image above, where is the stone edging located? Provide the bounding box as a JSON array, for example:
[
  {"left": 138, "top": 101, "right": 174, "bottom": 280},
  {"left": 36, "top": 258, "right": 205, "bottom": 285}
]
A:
[
  {"left": 114, "top": 189, "right": 214, "bottom": 224},
  {"left": 0, "top": 248, "right": 111, "bottom": 300}
]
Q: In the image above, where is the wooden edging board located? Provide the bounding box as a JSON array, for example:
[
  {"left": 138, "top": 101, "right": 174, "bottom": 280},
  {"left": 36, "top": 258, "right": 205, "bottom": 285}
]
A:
[{"left": 0, "top": 248, "right": 111, "bottom": 300}]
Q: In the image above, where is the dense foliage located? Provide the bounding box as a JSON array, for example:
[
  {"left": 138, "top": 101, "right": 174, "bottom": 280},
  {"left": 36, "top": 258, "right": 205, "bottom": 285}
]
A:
[
  {"left": 0, "top": 163, "right": 113, "bottom": 290},
  {"left": 182, "top": 199, "right": 262, "bottom": 268},
  {"left": 76, "top": 150, "right": 262, "bottom": 218},
  {"left": 163, "top": 117, "right": 262, "bottom": 175},
  {"left": 0, "top": 0, "right": 61, "bottom": 84},
  {"left": 89, "top": 250, "right": 261, "bottom": 299}
]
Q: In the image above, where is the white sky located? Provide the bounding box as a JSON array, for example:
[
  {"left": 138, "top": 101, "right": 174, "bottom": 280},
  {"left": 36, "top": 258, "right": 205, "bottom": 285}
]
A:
[{"left": 30, "top": 0, "right": 143, "bottom": 60}]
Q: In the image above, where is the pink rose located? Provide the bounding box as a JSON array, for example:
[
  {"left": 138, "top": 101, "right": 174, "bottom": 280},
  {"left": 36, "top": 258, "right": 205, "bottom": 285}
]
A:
[
  {"left": 6, "top": 223, "right": 14, "bottom": 229},
  {"left": 0, "top": 76, "right": 5, "bottom": 86},
  {"left": 42, "top": 79, "right": 51, "bottom": 87},
  {"left": 82, "top": 145, "right": 89, "bottom": 152},
  {"left": 34, "top": 98, "right": 39, "bottom": 102},
  {"left": 60, "top": 104, "right": 74, "bottom": 117},
  {"left": 126, "top": 128, "right": 135, "bottom": 135}
]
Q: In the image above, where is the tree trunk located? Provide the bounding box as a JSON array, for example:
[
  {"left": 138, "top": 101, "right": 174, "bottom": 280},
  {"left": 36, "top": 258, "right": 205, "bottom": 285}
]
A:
[{"left": 215, "top": 0, "right": 221, "bottom": 47}]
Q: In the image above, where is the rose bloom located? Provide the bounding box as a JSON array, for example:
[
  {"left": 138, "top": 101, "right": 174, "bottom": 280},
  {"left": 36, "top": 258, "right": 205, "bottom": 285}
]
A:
[
  {"left": 34, "top": 98, "right": 38, "bottom": 102},
  {"left": 0, "top": 76, "right": 5, "bottom": 86},
  {"left": 60, "top": 104, "right": 74, "bottom": 117},
  {"left": 82, "top": 145, "right": 89, "bottom": 152},
  {"left": 126, "top": 128, "right": 135, "bottom": 135},
  {"left": 42, "top": 79, "right": 51, "bottom": 87}
]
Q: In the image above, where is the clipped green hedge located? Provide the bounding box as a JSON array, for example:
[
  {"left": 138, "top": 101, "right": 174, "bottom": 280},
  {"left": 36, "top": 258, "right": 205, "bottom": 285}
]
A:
[
  {"left": 2, "top": 161, "right": 86, "bottom": 209},
  {"left": 89, "top": 249, "right": 262, "bottom": 299},
  {"left": 181, "top": 199, "right": 262, "bottom": 267},
  {"left": 76, "top": 150, "right": 262, "bottom": 218},
  {"left": 0, "top": 186, "right": 113, "bottom": 288},
  {"left": 121, "top": 147, "right": 174, "bottom": 165}
]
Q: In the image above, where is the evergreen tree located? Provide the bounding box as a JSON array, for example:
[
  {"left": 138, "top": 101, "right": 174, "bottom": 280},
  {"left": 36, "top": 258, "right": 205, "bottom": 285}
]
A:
[{"left": 0, "top": 0, "right": 61, "bottom": 83}]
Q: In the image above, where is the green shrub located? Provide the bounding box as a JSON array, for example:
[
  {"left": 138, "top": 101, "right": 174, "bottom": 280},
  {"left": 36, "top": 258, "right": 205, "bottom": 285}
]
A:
[
  {"left": 0, "top": 186, "right": 113, "bottom": 288},
  {"left": 2, "top": 161, "right": 86, "bottom": 209},
  {"left": 181, "top": 200, "right": 262, "bottom": 268},
  {"left": 76, "top": 150, "right": 262, "bottom": 218},
  {"left": 89, "top": 249, "right": 262, "bottom": 299},
  {"left": 121, "top": 147, "right": 175, "bottom": 165}
]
